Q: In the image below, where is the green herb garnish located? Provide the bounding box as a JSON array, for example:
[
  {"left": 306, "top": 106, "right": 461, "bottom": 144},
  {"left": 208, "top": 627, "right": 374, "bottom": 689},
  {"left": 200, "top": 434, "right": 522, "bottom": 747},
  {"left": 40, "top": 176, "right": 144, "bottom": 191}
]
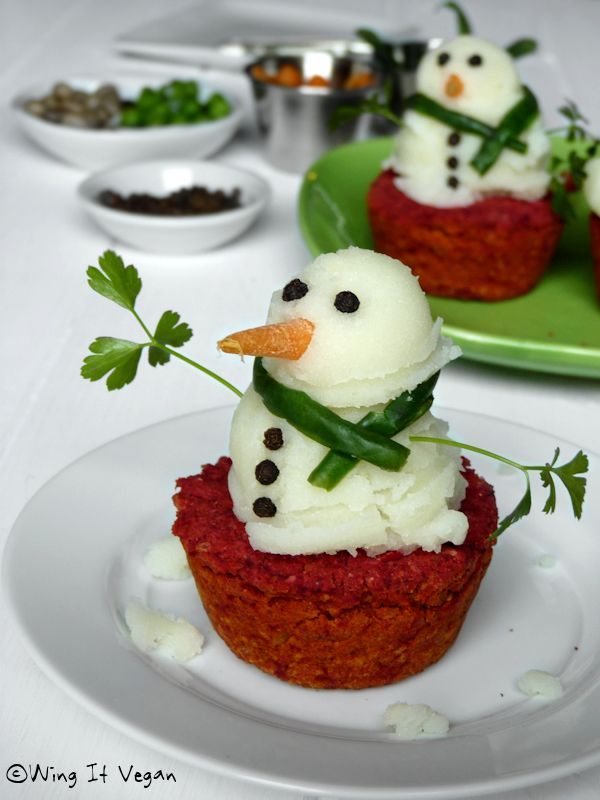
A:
[
  {"left": 410, "top": 436, "right": 588, "bottom": 538},
  {"left": 547, "top": 101, "right": 599, "bottom": 218},
  {"left": 81, "top": 250, "right": 242, "bottom": 396}
]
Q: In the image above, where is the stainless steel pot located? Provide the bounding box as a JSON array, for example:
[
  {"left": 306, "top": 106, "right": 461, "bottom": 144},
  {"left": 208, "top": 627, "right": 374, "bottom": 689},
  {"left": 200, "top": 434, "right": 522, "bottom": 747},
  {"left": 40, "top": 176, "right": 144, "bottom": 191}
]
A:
[{"left": 246, "top": 50, "right": 381, "bottom": 173}]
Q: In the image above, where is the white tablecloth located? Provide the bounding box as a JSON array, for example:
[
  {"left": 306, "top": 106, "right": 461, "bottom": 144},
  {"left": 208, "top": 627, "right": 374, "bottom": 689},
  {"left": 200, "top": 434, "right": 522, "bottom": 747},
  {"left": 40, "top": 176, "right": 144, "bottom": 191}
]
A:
[{"left": 2, "top": 1, "right": 600, "bottom": 798}]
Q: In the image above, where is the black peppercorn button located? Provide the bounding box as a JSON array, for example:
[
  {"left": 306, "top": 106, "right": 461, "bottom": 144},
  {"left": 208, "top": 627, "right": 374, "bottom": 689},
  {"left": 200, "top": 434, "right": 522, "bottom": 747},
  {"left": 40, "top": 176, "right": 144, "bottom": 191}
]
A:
[
  {"left": 437, "top": 52, "right": 450, "bottom": 66},
  {"left": 282, "top": 278, "right": 309, "bottom": 301},
  {"left": 334, "top": 291, "right": 360, "bottom": 313},
  {"left": 468, "top": 54, "right": 483, "bottom": 66},
  {"left": 447, "top": 175, "right": 459, "bottom": 189},
  {"left": 255, "top": 459, "right": 279, "bottom": 485},
  {"left": 253, "top": 497, "right": 277, "bottom": 518},
  {"left": 263, "top": 427, "right": 284, "bottom": 450},
  {"left": 447, "top": 156, "right": 459, "bottom": 169},
  {"left": 447, "top": 131, "right": 461, "bottom": 146}
]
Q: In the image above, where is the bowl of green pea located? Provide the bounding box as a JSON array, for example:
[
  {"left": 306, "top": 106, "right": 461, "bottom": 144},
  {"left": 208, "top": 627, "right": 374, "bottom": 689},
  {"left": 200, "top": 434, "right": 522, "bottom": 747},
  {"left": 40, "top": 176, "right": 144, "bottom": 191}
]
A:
[{"left": 13, "top": 76, "right": 243, "bottom": 169}]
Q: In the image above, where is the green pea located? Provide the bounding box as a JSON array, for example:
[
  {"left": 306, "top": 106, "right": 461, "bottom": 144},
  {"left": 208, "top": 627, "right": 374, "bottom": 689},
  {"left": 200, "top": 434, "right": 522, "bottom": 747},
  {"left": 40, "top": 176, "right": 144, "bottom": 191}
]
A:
[
  {"left": 120, "top": 107, "right": 141, "bottom": 127},
  {"left": 146, "top": 102, "right": 172, "bottom": 125},
  {"left": 181, "top": 100, "right": 202, "bottom": 121},
  {"left": 206, "top": 93, "right": 230, "bottom": 119},
  {"left": 137, "top": 87, "right": 158, "bottom": 109}
]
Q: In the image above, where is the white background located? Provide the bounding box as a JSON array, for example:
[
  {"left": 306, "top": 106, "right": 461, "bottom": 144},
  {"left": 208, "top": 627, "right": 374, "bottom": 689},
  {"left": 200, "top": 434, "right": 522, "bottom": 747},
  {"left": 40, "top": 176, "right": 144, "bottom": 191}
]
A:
[{"left": 1, "top": 0, "right": 600, "bottom": 798}]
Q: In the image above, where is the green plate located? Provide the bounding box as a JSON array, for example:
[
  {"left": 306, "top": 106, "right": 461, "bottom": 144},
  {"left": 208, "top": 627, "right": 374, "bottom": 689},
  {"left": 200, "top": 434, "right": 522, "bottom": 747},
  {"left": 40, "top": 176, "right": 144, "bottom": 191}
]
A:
[{"left": 298, "top": 137, "right": 600, "bottom": 378}]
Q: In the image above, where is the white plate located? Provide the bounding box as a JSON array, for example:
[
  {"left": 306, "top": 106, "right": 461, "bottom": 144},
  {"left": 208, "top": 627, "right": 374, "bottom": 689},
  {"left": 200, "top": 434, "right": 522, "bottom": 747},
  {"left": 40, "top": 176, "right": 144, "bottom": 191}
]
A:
[
  {"left": 78, "top": 160, "right": 271, "bottom": 254},
  {"left": 13, "top": 76, "right": 243, "bottom": 170},
  {"left": 4, "top": 407, "right": 600, "bottom": 799}
]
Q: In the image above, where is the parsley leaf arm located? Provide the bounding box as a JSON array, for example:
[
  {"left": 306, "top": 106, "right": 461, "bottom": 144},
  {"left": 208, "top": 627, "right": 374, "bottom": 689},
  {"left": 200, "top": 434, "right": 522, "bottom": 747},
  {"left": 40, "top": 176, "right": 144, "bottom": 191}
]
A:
[
  {"left": 82, "top": 250, "right": 242, "bottom": 397},
  {"left": 408, "top": 436, "right": 588, "bottom": 538}
]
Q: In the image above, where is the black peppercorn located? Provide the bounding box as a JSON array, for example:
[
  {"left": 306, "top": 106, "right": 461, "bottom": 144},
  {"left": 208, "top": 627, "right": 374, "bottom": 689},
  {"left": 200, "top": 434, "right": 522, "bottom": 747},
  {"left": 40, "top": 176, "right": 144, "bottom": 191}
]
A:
[
  {"left": 468, "top": 54, "right": 483, "bottom": 66},
  {"left": 437, "top": 52, "right": 450, "bottom": 66},
  {"left": 447, "top": 156, "right": 459, "bottom": 169},
  {"left": 447, "top": 131, "right": 461, "bottom": 146},
  {"left": 447, "top": 175, "right": 459, "bottom": 189},
  {"left": 263, "top": 427, "right": 284, "bottom": 450},
  {"left": 255, "top": 460, "right": 280, "bottom": 485},
  {"left": 334, "top": 291, "right": 360, "bottom": 313},
  {"left": 253, "top": 497, "right": 277, "bottom": 518},
  {"left": 282, "top": 279, "right": 309, "bottom": 301}
]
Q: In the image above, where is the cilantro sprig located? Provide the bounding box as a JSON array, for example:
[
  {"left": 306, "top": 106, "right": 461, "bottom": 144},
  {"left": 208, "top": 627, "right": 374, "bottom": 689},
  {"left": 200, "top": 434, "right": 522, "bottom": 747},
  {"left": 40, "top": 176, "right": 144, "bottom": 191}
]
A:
[
  {"left": 81, "top": 251, "right": 242, "bottom": 396},
  {"left": 548, "top": 101, "right": 599, "bottom": 218},
  {"left": 409, "top": 436, "right": 588, "bottom": 538}
]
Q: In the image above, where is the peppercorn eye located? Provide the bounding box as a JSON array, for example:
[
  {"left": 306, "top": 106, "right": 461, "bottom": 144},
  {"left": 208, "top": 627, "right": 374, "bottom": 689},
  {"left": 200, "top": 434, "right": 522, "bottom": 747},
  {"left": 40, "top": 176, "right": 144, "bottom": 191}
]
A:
[
  {"left": 334, "top": 291, "right": 360, "bottom": 313},
  {"left": 468, "top": 54, "right": 483, "bottom": 66},
  {"left": 437, "top": 52, "right": 450, "bottom": 66},
  {"left": 282, "top": 278, "right": 309, "bottom": 302}
]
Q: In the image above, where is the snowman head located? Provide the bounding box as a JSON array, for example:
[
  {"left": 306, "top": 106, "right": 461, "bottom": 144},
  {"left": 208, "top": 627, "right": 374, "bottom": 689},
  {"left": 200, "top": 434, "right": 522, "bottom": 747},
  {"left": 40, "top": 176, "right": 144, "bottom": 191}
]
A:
[
  {"left": 219, "top": 248, "right": 442, "bottom": 406},
  {"left": 417, "top": 35, "right": 522, "bottom": 121}
]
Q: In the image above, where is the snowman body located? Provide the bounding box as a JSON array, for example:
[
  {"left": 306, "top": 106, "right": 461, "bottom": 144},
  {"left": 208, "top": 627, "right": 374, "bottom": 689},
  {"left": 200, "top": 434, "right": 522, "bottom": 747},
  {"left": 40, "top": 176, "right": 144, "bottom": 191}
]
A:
[
  {"left": 227, "top": 248, "right": 468, "bottom": 556},
  {"left": 387, "top": 35, "right": 551, "bottom": 208},
  {"left": 229, "top": 388, "right": 467, "bottom": 555}
]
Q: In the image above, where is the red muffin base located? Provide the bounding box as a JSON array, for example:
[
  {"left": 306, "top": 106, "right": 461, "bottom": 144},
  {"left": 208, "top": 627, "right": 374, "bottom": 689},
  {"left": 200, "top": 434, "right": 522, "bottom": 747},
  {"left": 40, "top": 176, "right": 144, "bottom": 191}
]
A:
[
  {"left": 367, "top": 170, "right": 564, "bottom": 301},
  {"left": 173, "top": 457, "right": 498, "bottom": 689}
]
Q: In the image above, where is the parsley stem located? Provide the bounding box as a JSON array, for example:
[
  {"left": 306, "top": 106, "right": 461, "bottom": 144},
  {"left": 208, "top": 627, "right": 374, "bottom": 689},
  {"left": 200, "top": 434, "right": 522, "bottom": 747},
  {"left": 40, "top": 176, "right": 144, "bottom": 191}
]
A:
[
  {"left": 410, "top": 436, "right": 552, "bottom": 474},
  {"left": 409, "top": 435, "right": 524, "bottom": 471},
  {"left": 132, "top": 309, "right": 154, "bottom": 341},
  {"left": 161, "top": 346, "right": 243, "bottom": 398},
  {"left": 131, "top": 305, "right": 243, "bottom": 398}
]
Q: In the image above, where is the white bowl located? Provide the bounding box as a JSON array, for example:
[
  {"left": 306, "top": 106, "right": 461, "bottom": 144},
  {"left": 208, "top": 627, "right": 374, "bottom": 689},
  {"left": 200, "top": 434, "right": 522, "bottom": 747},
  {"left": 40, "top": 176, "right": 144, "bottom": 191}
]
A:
[
  {"left": 12, "top": 77, "right": 243, "bottom": 170},
  {"left": 77, "top": 160, "right": 271, "bottom": 254}
]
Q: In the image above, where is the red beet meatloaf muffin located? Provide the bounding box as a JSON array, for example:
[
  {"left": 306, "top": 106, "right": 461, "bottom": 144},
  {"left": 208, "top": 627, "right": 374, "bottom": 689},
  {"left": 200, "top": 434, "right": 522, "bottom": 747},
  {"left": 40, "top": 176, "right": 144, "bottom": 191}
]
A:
[
  {"left": 368, "top": 171, "right": 563, "bottom": 301},
  {"left": 173, "top": 457, "right": 498, "bottom": 690}
]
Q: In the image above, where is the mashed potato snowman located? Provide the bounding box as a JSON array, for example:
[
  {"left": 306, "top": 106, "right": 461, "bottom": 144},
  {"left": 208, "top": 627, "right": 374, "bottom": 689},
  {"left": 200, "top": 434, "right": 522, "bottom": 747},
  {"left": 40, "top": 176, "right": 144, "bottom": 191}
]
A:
[
  {"left": 387, "top": 34, "right": 550, "bottom": 207},
  {"left": 220, "top": 247, "right": 467, "bottom": 556},
  {"left": 83, "top": 246, "right": 587, "bottom": 689},
  {"left": 367, "top": 32, "right": 564, "bottom": 300}
]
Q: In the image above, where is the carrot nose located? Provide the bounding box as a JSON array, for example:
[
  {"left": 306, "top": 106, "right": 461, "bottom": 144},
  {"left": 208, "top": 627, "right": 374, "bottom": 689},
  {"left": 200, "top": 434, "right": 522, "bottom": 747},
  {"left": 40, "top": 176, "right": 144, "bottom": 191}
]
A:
[
  {"left": 445, "top": 74, "right": 464, "bottom": 98},
  {"left": 218, "top": 318, "right": 314, "bottom": 360}
]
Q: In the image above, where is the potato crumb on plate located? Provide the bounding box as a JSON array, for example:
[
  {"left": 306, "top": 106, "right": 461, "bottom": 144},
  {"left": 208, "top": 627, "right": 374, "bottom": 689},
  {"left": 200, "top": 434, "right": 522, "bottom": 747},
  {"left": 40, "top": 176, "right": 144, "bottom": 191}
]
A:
[
  {"left": 384, "top": 702, "right": 450, "bottom": 739},
  {"left": 124, "top": 598, "right": 204, "bottom": 662},
  {"left": 517, "top": 669, "right": 563, "bottom": 699},
  {"left": 537, "top": 553, "right": 557, "bottom": 569},
  {"left": 144, "top": 536, "right": 191, "bottom": 580}
]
